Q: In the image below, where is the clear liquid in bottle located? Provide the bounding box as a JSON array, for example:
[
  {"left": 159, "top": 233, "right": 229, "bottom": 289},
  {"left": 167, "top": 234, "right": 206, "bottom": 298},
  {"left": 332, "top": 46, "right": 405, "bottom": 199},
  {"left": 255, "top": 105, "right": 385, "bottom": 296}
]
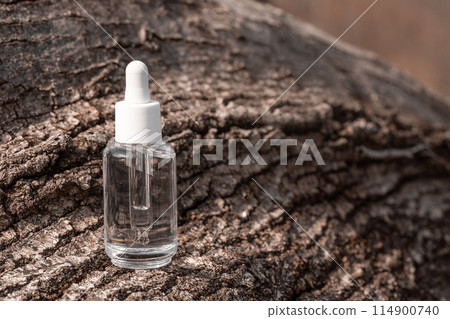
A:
[{"left": 103, "top": 140, "right": 177, "bottom": 269}]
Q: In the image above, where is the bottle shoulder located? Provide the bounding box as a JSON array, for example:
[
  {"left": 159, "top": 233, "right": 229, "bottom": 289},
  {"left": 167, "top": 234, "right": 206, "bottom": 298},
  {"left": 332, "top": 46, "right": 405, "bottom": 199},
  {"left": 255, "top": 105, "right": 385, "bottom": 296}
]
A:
[{"left": 103, "top": 139, "right": 175, "bottom": 158}]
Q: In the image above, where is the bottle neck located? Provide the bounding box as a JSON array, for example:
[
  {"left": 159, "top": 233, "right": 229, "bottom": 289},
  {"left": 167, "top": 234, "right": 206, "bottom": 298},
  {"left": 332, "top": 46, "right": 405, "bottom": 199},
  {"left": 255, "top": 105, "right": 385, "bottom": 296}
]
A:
[{"left": 115, "top": 100, "right": 162, "bottom": 144}]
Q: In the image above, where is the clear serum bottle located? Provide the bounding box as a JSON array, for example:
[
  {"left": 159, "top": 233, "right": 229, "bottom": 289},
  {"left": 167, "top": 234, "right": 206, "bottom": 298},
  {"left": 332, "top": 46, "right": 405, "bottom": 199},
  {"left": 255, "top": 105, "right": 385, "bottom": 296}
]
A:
[{"left": 103, "top": 61, "right": 177, "bottom": 269}]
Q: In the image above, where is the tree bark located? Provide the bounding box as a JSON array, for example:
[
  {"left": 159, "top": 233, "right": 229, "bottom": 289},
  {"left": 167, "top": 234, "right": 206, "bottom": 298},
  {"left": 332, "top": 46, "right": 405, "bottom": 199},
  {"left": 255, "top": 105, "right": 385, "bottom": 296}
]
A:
[{"left": 0, "top": 0, "right": 449, "bottom": 300}]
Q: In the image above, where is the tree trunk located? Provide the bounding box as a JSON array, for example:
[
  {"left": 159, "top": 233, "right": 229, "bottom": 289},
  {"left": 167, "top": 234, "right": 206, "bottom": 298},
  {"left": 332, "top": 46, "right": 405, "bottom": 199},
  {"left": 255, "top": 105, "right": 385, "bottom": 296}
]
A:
[{"left": 0, "top": 0, "right": 449, "bottom": 300}]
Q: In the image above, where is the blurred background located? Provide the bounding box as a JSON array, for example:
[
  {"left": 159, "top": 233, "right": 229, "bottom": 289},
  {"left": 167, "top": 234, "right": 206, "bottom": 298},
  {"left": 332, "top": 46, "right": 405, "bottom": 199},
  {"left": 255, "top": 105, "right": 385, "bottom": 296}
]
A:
[{"left": 268, "top": 0, "right": 450, "bottom": 98}]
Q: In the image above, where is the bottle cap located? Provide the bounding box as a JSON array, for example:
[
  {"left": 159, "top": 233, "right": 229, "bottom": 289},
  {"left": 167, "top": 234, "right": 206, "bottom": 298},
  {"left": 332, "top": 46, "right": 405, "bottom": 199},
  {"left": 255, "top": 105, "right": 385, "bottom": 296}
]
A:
[{"left": 115, "top": 61, "right": 162, "bottom": 144}]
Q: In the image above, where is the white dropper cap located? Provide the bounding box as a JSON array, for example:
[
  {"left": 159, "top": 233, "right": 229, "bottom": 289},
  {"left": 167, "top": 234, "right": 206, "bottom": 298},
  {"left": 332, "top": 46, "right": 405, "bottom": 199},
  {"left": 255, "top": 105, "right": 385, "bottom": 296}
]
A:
[{"left": 115, "top": 61, "right": 162, "bottom": 144}]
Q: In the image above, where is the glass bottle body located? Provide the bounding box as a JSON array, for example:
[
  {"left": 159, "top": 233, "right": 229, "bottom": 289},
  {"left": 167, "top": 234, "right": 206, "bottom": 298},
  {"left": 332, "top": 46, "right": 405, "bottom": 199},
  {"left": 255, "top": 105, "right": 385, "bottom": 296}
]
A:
[{"left": 103, "top": 139, "right": 177, "bottom": 269}]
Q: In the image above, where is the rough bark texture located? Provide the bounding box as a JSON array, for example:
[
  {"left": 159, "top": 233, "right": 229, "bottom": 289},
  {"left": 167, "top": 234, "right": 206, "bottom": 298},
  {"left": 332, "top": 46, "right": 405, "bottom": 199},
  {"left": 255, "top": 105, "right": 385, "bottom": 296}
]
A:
[{"left": 1, "top": 0, "right": 450, "bottom": 301}]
